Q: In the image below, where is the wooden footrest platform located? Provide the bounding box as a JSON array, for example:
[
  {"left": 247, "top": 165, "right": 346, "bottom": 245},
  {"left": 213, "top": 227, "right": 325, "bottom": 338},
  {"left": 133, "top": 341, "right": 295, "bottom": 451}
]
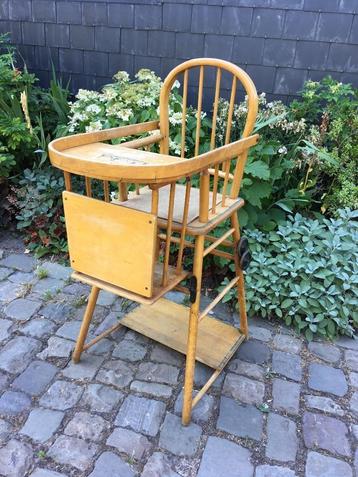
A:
[{"left": 120, "top": 298, "right": 245, "bottom": 369}]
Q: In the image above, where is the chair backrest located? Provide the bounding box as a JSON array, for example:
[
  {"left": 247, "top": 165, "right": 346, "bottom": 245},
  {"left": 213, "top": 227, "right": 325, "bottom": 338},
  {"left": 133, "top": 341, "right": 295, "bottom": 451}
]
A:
[{"left": 158, "top": 58, "right": 258, "bottom": 200}]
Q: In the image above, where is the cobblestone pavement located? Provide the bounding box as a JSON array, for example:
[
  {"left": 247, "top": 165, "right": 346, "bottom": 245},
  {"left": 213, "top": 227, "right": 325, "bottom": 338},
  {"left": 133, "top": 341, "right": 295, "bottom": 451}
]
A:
[{"left": 0, "top": 232, "right": 357, "bottom": 477}]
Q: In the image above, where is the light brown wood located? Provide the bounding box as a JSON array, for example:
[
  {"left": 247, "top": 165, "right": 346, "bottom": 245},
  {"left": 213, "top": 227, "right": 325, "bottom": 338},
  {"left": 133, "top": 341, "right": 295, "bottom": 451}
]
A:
[
  {"left": 50, "top": 58, "right": 259, "bottom": 427},
  {"left": 63, "top": 191, "right": 157, "bottom": 297},
  {"left": 85, "top": 177, "right": 92, "bottom": 197},
  {"left": 64, "top": 171, "right": 71, "bottom": 191},
  {"left": 162, "top": 183, "right": 176, "bottom": 286},
  {"left": 72, "top": 263, "right": 188, "bottom": 306},
  {"left": 181, "top": 69, "right": 188, "bottom": 159},
  {"left": 72, "top": 285, "right": 99, "bottom": 363},
  {"left": 83, "top": 321, "right": 123, "bottom": 351},
  {"left": 120, "top": 298, "right": 244, "bottom": 369},
  {"left": 50, "top": 134, "right": 258, "bottom": 184}
]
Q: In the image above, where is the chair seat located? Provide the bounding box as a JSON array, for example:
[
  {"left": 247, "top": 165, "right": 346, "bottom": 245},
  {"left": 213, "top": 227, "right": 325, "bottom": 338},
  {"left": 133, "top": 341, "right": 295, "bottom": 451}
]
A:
[{"left": 113, "top": 184, "right": 244, "bottom": 235}]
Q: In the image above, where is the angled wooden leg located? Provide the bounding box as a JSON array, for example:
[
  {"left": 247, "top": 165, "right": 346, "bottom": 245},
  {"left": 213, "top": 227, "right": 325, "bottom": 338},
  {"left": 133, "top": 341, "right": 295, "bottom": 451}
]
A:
[
  {"left": 182, "top": 234, "right": 205, "bottom": 426},
  {"left": 231, "top": 213, "right": 248, "bottom": 338},
  {"left": 72, "top": 285, "right": 100, "bottom": 363}
]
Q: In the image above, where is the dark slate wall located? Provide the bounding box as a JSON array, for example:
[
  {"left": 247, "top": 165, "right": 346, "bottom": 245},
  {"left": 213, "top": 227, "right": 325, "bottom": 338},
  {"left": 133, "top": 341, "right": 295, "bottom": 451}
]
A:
[{"left": 0, "top": 0, "right": 357, "bottom": 101}]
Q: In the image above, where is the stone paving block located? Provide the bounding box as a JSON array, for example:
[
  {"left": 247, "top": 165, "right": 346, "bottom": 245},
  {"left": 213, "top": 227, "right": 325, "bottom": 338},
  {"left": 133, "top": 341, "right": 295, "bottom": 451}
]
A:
[
  {"left": 56, "top": 320, "right": 83, "bottom": 341},
  {"left": 62, "top": 355, "right": 103, "bottom": 380},
  {"left": 174, "top": 390, "right": 214, "bottom": 423},
  {"left": 345, "top": 350, "right": 358, "bottom": 371},
  {"left": 308, "top": 341, "right": 341, "bottom": 363},
  {"left": 97, "top": 359, "right": 135, "bottom": 389},
  {"left": 273, "top": 379, "right": 300, "bottom": 415},
  {"left": 223, "top": 373, "right": 265, "bottom": 405},
  {"left": 136, "top": 362, "right": 179, "bottom": 385},
  {"left": 0, "top": 336, "right": 41, "bottom": 373},
  {"left": 38, "top": 336, "right": 74, "bottom": 359},
  {"left": 0, "top": 372, "right": 8, "bottom": 391},
  {"left": 272, "top": 351, "right": 302, "bottom": 381},
  {"left": 88, "top": 451, "right": 135, "bottom": 477},
  {"left": 352, "top": 424, "right": 358, "bottom": 441},
  {"left": 39, "top": 303, "right": 73, "bottom": 323},
  {"left": 4, "top": 298, "right": 41, "bottom": 321},
  {"left": 303, "top": 412, "right": 351, "bottom": 457},
  {"left": 337, "top": 337, "right": 358, "bottom": 351},
  {"left": 350, "top": 391, "right": 358, "bottom": 415},
  {"left": 197, "top": 436, "right": 253, "bottom": 477},
  {"left": 236, "top": 340, "right": 270, "bottom": 364},
  {"left": 308, "top": 363, "right": 348, "bottom": 396},
  {"left": 229, "top": 358, "right": 265, "bottom": 381},
  {"left": 32, "top": 277, "right": 64, "bottom": 294},
  {"left": 349, "top": 372, "right": 358, "bottom": 387},
  {"left": 22, "top": 318, "right": 56, "bottom": 338},
  {"left": 87, "top": 337, "right": 114, "bottom": 355},
  {"left": 13, "top": 360, "right": 57, "bottom": 396},
  {"left": 0, "top": 253, "right": 35, "bottom": 272},
  {"left": 266, "top": 413, "right": 297, "bottom": 462},
  {"left": 305, "top": 451, "right": 353, "bottom": 477},
  {"left": 30, "top": 469, "right": 68, "bottom": 477},
  {"left": 48, "top": 435, "right": 98, "bottom": 472},
  {"left": 0, "top": 281, "right": 22, "bottom": 303},
  {"left": 40, "top": 380, "right": 83, "bottom": 410},
  {"left": 97, "top": 290, "right": 117, "bottom": 306},
  {"left": 21, "top": 408, "right": 64, "bottom": 442},
  {"left": 249, "top": 325, "right": 272, "bottom": 342},
  {"left": 41, "top": 261, "right": 72, "bottom": 280},
  {"left": 107, "top": 427, "right": 151, "bottom": 460},
  {"left": 8, "top": 271, "right": 33, "bottom": 284},
  {"left": 159, "top": 412, "right": 202, "bottom": 457},
  {"left": 130, "top": 380, "right": 173, "bottom": 398},
  {"left": 0, "top": 389, "right": 31, "bottom": 416},
  {"left": 150, "top": 343, "right": 184, "bottom": 366},
  {"left": 0, "top": 439, "right": 33, "bottom": 477},
  {"left": 115, "top": 395, "right": 165, "bottom": 437},
  {"left": 0, "top": 267, "right": 11, "bottom": 281},
  {"left": 194, "top": 362, "right": 224, "bottom": 388},
  {"left": 65, "top": 411, "right": 109, "bottom": 442},
  {"left": 112, "top": 338, "right": 147, "bottom": 362},
  {"left": 217, "top": 396, "right": 263, "bottom": 441},
  {"left": 141, "top": 451, "right": 180, "bottom": 477},
  {"left": 255, "top": 465, "right": 296, "bottom": 477},
  {"left": 0, "top": 419, "right": 13, "bottom": 444},
  {"left": 0, "top": 319, "right": 11, "bottom": 341},
  {"left": 81, "top": 383, "right": 124, "bottom": 413},
  {"left": 305, "top": 394, "right": 344, "bottom": 416},
  {"left": 62, "top": 281, "right": 89, "bottom": 295}
]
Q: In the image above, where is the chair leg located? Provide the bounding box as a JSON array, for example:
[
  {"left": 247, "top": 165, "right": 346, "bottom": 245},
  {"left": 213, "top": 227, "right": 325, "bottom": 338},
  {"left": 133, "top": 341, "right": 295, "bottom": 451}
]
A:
[
  {"left": 72, "top": 286, "right": 100, "bottom": 363},
  {"left": 182, "top": 234, "right": 205, "bottom": 426},
  {"left": 231, "top": 213, "right": 249, "bottom": 338}
]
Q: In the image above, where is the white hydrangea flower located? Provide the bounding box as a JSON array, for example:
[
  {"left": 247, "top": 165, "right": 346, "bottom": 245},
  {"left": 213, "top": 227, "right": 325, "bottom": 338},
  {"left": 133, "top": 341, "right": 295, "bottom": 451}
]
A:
[
  {"left": 85, "top": 104, "right": 101, "bottom": 115},
  {"left": 278, "top": 146, "right": 287, "bottom": 155},
  {"left": 171, "top": 80, "right": 180, "bottom": 89},
  {"left": 169, "top": 112, "right": 183, "bottom": 125},
  {"left": 85, "top": 121, "right": 102, "bottom": 132},
  {"left": 113, "top": 71, "right": 130, "bottom": 83}
]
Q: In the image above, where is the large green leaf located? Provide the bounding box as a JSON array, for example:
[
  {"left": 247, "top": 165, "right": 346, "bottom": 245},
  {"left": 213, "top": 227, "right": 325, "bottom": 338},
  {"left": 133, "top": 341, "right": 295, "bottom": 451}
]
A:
[
  {"left": 245, "top": 160, "right": 270, "bottom": 180},
  {"left": 243, "top": 182, "right": 272, "bottom": 207}
]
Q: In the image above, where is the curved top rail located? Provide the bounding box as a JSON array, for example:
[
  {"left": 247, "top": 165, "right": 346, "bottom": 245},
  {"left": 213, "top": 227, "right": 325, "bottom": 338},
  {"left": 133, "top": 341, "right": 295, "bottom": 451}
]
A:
[
  {"left": 160, "top": 58, "right": 258, "bottom": 139},
  {"left": 48, "top": 128, "right": 259, "bottom": 184}
]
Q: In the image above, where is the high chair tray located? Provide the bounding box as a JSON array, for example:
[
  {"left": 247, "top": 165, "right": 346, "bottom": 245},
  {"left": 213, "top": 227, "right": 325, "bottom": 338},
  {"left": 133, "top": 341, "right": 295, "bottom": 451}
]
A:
[{"left": 120, "top": 298, "right": 245, "bottom": 369}]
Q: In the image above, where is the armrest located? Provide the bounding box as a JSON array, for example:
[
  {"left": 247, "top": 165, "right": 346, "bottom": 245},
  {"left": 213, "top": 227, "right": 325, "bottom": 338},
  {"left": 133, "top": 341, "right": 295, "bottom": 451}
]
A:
[{"left": 49, "top": 120, "right": 160, "bottom": 153}]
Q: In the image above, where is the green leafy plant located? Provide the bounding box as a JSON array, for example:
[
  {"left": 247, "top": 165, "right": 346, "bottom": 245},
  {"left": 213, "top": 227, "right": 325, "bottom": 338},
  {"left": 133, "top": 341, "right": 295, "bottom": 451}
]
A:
[
  {"left": 15, "top": 167, "right": 67, "bottom": 257},
  {"left": 219, "top": 208, "right": 358, "bottom": 340}
]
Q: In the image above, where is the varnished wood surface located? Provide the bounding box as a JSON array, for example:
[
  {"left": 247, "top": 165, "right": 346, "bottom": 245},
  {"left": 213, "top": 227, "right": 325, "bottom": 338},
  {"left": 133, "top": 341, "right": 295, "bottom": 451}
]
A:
[
  {"left": 63, "top": 191, "right": 157, "bottom": 297},
  {"left": 120, "top": 298, "right": 245, "bottom": 369}
]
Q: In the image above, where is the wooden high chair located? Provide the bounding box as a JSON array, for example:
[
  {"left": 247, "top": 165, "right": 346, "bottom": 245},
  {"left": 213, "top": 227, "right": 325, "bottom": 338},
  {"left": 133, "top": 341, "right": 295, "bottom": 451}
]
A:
[{"left": 49, "top": 58, "right": 259, "bottom": 425}]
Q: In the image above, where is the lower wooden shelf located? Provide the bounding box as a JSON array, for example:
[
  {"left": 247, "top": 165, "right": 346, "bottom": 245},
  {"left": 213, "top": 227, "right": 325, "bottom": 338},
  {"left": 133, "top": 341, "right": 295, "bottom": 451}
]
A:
[
  {"left": 72, "top": 263, "right": 188, "bottom": 306},
  {"left": 120, "top": 298, "right": 245, "bottom": 369}
]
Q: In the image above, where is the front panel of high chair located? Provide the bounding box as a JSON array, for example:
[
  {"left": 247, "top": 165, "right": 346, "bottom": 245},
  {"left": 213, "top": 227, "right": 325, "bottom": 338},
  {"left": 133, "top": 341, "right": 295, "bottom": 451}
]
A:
[{"left": 48, "top": 58, "right": 259, "bottom": 426}]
